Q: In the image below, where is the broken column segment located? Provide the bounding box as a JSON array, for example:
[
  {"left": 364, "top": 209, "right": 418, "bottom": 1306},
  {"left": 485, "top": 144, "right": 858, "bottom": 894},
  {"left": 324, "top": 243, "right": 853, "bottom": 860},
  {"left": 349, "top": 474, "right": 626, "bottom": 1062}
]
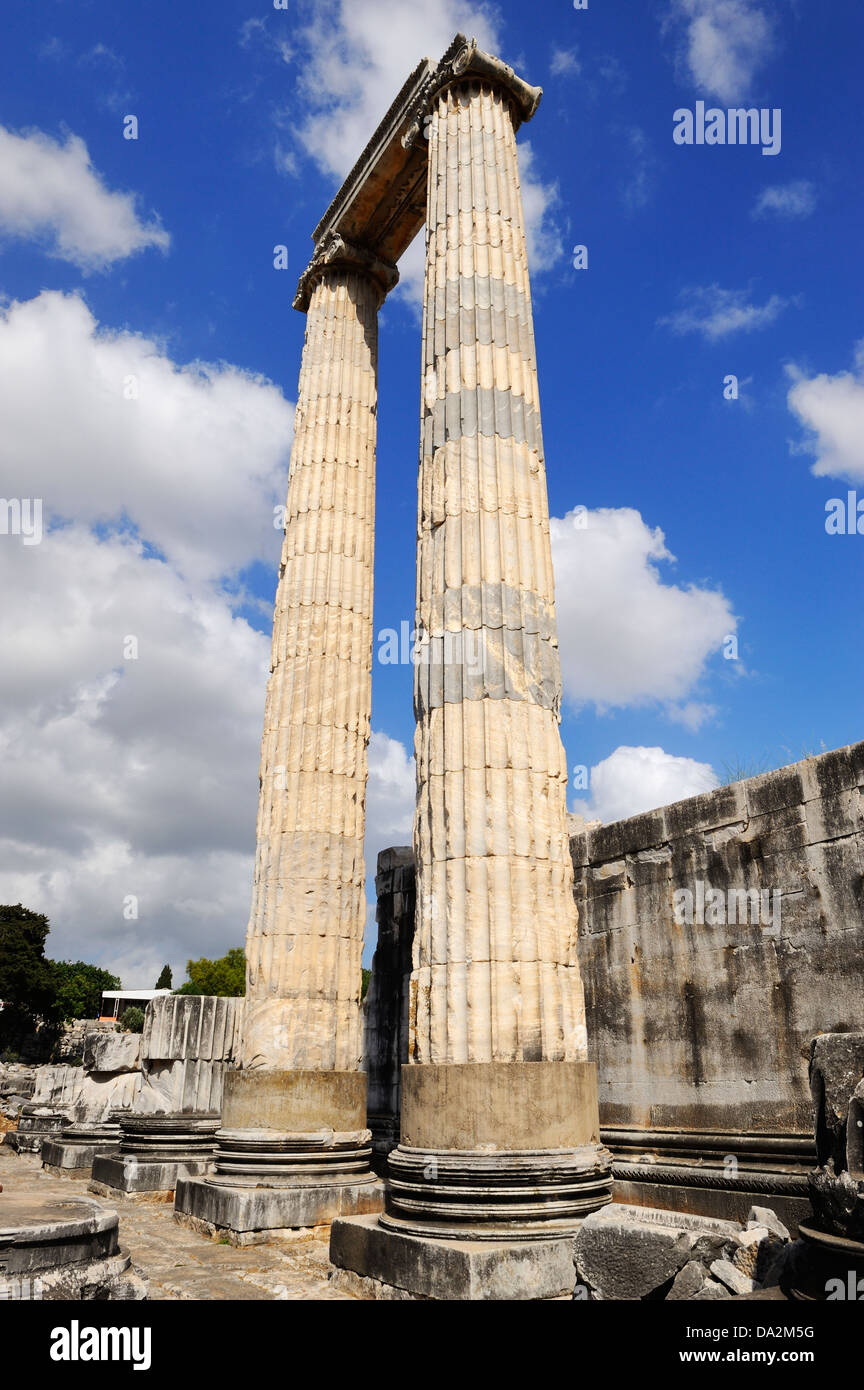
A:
[
  {"left": 40, "top": 1032, "right": 142, "bottom": 1177},
  {"left": 806, "top": 1032, "right": 864, "bottom": 1244},
  {"left": 90, "top": 995, "right": 242, "bottom": 1198},
  {"left": 4, "top": 1064, "right": 80, "bottom": 1155},
  {"left": 0, "top": 1194, "right": 146, "bottom": 1301}
]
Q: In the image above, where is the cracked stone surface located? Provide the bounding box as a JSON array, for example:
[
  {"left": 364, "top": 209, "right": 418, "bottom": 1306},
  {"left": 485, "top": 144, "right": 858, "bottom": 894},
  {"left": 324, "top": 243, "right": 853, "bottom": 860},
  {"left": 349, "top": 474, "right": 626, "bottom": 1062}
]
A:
[{"left": 0, "top": 1146, "right": 357, "bottom": 1300}]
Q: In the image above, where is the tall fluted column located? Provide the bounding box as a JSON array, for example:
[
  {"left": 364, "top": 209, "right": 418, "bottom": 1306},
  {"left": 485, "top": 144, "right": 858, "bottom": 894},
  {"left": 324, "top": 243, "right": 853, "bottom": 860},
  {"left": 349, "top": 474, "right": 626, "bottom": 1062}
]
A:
[
  {"left": 242, "top": 241, "right": 391, "bottom": 1074},
  {"left": 176, "top": 235, "right": 395, "bottom": 1235},
  {"left": 381, "top": 41, "right": 612, "bottom": 1242},
  {"left": 412, "top": 81, "right": 585, "bottom": 1070}
]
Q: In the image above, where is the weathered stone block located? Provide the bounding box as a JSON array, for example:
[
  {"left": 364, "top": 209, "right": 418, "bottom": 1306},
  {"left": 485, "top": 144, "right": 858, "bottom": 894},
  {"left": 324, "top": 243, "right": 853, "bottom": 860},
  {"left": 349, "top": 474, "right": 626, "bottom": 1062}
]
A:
[
  {"left": 175, "top": 1174, "right": 383, "bottom": 1237},
  {"left": 573, "top": 1204, "right": 741, "bottom": 1301},
  {"left": 330, "top": 1213, "right": 576, "bottom": 1300},
  {"left": 710, "top": 1258, "right": 756, "bottom": 1294},
  {"left": 83, "top": 1032, "right": 141, "bottom": 1074}
]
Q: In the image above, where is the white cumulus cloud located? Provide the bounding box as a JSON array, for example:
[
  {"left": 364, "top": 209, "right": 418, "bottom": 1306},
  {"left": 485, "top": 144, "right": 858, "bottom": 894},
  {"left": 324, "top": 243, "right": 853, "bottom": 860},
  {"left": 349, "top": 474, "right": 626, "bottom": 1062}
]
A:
[
  {"left": 0, "top": 125, "right": 169, "bottom": 270},
  {"left": 666, "top": 0, "right": 776, "bottom": 102},
  {"left": 0, "top": 293, "right": 419, "bottom": 981},
  {"left": 573, "top": 745, "right": 719, "bottom": 824},
  {"left": 0, "top": 291, "right": 300, "bottom": 983},
  {"left": 0, "top": 526, "right": 267, "bottom": 984},
  {"left": 787, "top": 341, "right": 864, "bottom": 485},
  {"left": 660, "top": 284, "right": 790, "bottom": 340},
  {"left": 752, "top": 180, "right": 817, "bottom": 220},
  {"left": 550, "top": 507, "right": 736, "bottom": 714},
  {"left": 0, "top": 291, "right": 293, "bottom": 583},
  {"left": 365, "top": 731, "right": 416, "bottom": 869}
]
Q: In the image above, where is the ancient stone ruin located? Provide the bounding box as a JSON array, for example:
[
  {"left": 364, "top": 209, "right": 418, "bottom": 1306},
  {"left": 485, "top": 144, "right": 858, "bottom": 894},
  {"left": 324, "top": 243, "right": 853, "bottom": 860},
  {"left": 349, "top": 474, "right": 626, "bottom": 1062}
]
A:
[
  {"left": 1, "top": 31, "right": 862, "bottom": 1306},
  {"left": 90, "top": 994, "right": 242, "bottom": 1199}
]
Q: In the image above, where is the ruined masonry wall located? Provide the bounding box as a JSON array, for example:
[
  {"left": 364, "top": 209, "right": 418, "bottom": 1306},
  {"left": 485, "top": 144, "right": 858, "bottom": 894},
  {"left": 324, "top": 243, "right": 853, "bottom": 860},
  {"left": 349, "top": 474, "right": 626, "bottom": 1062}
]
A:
[{"left": 574, "top": 741, "right": 864, "bottom": 1137}]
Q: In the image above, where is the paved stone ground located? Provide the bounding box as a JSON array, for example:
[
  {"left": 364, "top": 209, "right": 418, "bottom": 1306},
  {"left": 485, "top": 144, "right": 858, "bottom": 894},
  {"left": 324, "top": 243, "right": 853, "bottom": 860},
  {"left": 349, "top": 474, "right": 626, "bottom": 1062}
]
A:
[{"left": 0, "top": 1145, "right": 357, "bottom": 1300}]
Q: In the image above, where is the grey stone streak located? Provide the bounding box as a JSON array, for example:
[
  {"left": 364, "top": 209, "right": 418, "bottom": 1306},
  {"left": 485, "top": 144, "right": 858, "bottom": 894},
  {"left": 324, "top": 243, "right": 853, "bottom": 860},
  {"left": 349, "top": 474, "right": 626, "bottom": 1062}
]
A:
[
  {"left": 424, "top": 385, "right": 541, "bottom": 451},
  {"left": 421, "top": 581, "right": 557, "bottom": 638},
  {"left": 428, "top": 276, "right": 538, "bottom": 366},
  {"left": 414, "top": 624, "right": 561, "bottom": 713}
]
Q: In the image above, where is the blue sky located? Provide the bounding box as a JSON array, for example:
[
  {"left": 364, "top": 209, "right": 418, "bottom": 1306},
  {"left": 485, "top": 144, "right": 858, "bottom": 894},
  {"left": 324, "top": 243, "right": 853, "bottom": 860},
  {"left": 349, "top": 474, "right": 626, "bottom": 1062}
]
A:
[{"left": 0, "top": 0, "right": 862, "bottom": 981}]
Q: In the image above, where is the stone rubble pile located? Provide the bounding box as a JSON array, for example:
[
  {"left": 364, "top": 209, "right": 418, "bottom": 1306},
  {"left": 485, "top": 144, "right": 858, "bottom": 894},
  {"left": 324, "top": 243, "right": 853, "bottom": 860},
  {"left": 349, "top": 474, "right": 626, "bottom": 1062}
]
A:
[{"left": 573, "top": 1203, "right": 794, "bottom": 1301}]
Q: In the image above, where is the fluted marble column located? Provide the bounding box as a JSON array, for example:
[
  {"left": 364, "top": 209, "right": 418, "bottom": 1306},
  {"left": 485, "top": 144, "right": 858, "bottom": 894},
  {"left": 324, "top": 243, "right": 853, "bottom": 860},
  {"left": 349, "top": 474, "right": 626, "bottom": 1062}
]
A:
[
  {"left": 382, "top": 43, "right": 612, "bottom": 1242},
  {"left": 411, "top": 79, "right": 585, "bottom": 1069},
  {"left": 242, "top": 240, "right": 392, "bottom": 1074},
  {"left": 176, "top": 236, "right": 395, "bottom": 1234}
]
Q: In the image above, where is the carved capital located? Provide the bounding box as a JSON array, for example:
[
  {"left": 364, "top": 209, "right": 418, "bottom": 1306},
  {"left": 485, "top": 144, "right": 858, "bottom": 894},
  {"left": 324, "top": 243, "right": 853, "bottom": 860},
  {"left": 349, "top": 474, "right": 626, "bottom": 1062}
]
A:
[
  {"left": 401, "top": 33, "right": 543, "bottom": 150},
  {"left": 293, "top": 232, "right": 399, "bottom": 312}
]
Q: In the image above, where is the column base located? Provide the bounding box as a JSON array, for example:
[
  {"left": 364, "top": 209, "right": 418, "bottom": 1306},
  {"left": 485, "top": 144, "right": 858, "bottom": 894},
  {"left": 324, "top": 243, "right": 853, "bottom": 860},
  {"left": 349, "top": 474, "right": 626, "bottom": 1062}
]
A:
[
  {"left": 0, "top": 1193, "right": 147, "bottom": 1301},
  {"left": 382, "top": 1144, "right": 611, "bottom": 1240},
  {"left": 329, "top": 1213, "right": 576, "bottom": 1300},
  {"left": 41, "top": 1122, "right": 122, "bottom": 1178},
  {"left": 171, "top": 1069, "right": 384, "bottom": 1238},
  {"left": 90, "top": 1114, "right": 221, "bottom": 1197},
  {"left": 383, "top": 1061, "right": 613, "bottom": 1241}
]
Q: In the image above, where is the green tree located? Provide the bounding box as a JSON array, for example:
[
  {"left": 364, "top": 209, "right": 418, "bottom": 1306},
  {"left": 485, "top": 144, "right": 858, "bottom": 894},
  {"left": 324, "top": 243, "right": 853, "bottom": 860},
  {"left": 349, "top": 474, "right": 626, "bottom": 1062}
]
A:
[
  {"left": 155, "top": 964, "right": 172, "bottom": 990},
  {"left": 0, "top": 904, "right": 55, "bottom": 1026},
  {"left": 176, "top": 948, "right": 246, "bottom": 997},
  {"left": 122, "top": 1006, "right": 145, "bottom": 1033},
  {"left": 361, "top": 968, "right": 371, "bottom": 1000},
  {"left": 50, "top": 960, "right": 121, "bottom": 1022}
]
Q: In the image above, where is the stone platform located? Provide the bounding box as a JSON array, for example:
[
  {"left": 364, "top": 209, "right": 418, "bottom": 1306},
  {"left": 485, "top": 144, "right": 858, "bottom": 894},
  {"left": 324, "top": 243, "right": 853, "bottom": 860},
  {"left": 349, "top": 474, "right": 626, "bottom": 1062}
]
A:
[
  {"left": 175, "top": 1169, "right": 384, "bottom": 1244},
  {"left": 0, "top": 1191, "right": 146, "bottom": 1300},
  {"left": 0, "top": 1145, "right": 357, "bottom": 1299},
  {"left": 329, "top": 1213, "right": 576, "bottom": 1300},
  {"left": 42, "top": 1122, "right": 121, "bottom": 1178}
]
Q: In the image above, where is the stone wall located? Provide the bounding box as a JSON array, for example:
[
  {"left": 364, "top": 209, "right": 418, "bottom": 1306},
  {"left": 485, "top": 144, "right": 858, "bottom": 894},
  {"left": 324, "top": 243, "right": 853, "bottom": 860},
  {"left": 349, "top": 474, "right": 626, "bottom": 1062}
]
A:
[{"left": 573, "top": 742, "right": 864, "bottom": 1141}]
